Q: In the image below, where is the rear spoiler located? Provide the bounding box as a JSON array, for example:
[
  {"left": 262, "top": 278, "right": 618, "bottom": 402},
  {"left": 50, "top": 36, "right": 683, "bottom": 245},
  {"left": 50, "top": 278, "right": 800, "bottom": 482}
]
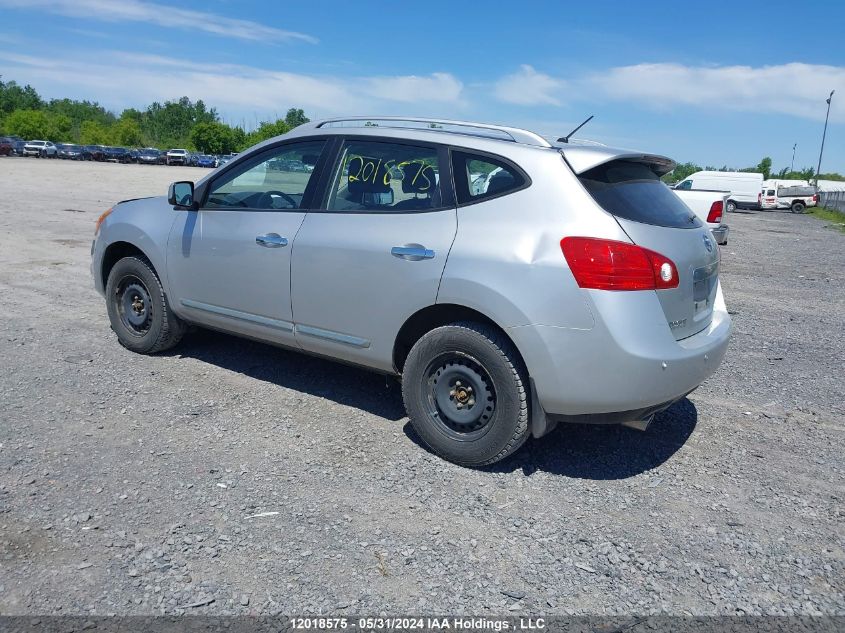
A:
[{"left": 559, "top": 145, "right": 675, "bottom": 177}]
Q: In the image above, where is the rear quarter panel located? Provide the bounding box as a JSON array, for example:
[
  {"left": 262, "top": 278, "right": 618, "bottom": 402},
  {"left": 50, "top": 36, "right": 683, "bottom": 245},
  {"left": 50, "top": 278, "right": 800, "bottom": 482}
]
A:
[{"left": 438, "top": 148, "right": 626, "bottom": 330}]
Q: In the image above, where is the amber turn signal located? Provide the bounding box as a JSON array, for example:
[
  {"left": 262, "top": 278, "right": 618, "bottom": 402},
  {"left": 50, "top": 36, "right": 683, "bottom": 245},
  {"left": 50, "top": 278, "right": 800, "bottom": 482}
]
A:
[{"left": 95, "top": 207, "right": 113, "bottom": 235}]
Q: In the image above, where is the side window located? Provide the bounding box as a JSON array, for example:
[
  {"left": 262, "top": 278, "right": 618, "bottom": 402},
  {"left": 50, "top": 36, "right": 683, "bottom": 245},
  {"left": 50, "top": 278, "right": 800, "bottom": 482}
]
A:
[
  {"left": 675, "top": 180, "right": 693, "bottom": 190},
  {"left": 205, "top": 140, "right": 325, "bottom": 210},
  {"left": 452, "top": 151, "right": 526, "bottom": 205},
  {"left": 327, "top": 141, "right": 443, "bottom": 212}
]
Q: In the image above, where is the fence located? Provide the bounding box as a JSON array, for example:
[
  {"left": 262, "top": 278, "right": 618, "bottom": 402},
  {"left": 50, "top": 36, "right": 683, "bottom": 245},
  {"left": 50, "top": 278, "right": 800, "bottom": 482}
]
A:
[{"left": 818, "top": 190, "right": 845, "bottom": 213}]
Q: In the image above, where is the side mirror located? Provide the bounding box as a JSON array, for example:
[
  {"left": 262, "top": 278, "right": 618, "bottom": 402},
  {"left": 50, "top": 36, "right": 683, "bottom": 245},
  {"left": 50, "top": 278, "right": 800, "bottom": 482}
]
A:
[{"left": 168, "top": 181, "right": 195, "bottom": 208}]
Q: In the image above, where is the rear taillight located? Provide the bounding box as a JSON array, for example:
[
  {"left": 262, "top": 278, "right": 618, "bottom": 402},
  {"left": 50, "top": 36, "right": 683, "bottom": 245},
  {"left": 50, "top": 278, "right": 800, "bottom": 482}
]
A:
[
  {"left": 706, "top": 200, "right": 723, "bottom": 224},
  {"left": 813, "top": 194, "right": 818, "bottom": 202},
  {"left": 560, "top": 237, "right": 679, "bottom": 291}
]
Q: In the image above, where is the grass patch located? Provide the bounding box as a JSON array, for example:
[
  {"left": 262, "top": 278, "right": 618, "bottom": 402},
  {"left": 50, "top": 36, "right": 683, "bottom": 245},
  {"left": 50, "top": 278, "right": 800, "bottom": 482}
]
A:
[{"left": 809, "top": 206, "right": 845, "bottom": 233}]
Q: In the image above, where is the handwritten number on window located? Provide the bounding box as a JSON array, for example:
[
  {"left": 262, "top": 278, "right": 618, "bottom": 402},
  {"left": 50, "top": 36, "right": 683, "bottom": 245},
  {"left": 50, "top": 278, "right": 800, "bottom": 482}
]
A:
[{"left": 347, "top": 155, "right": 432, "bottom": 192}]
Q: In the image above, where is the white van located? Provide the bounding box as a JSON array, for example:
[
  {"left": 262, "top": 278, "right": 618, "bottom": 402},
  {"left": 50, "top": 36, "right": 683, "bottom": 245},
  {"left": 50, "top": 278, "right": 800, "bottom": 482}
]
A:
[{"left": 674, "top": 171, "right": 763, "bottom": 212}]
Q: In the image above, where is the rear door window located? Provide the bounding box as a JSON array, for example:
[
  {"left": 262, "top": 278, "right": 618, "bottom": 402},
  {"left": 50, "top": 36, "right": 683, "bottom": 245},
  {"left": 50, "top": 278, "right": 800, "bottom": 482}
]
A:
[
  {"left": 327, "top": 140, "right": 444, "bottom": 212},
  {"left": 579, "top": 160, "right": 701, "bottom": 229},
  {"left": 452, "top": 151, "right": 526, "bottom": 205}
]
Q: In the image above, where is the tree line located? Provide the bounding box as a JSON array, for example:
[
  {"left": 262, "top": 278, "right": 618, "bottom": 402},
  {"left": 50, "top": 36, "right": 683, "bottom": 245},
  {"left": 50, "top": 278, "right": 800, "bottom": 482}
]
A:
[
  {"left": 3, "top": 77, "right": 842, "bottom": 175},
  {"left": 0, "top": 78, "right": 309, "bottom": 154},
  {"left": 663, "top": 156, "right": 843, "bottom": 184}
]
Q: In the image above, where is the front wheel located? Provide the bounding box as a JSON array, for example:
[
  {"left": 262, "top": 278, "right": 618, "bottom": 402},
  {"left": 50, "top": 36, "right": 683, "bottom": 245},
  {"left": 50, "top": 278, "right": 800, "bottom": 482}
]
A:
[
  {"left": 105, "top": 256, "right": 186, "bottom": 354},
  {"left": 402, "top": 321, "right": 530, "bottom": 467},
  {"left": 791, "top": 201, "right": 806, "bottom": 214},
  {"left": 726, "top": 200, "right": 737, "bottom": 213}
]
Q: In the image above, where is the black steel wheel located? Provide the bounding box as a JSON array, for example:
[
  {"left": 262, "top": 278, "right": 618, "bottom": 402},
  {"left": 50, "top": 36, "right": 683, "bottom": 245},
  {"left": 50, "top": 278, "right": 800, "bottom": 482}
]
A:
[
  {"left": 116, "top": 275, "right": 153, "bottom": 336},
  {"left": 424, "top": 352, "right": 496, "bottom": 440},
  {"left": 402, "top": 321, "right": 530, "bottom": 467}
]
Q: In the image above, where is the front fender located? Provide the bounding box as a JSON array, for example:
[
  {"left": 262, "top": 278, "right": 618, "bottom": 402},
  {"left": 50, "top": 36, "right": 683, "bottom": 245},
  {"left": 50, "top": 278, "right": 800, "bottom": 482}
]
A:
[{"left": 95, "top": 196, "right": 177, "bottom": 293}]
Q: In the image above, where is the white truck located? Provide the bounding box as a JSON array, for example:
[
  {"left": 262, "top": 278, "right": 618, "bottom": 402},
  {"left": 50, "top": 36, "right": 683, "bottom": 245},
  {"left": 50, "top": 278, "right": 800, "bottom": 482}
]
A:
[
  {"left": 673, "top": 188, "right": 730, "bottom": 245},
  {"left": 758, "top": 180, "right": 818, "bottom": 213},
  {"left": 674, "top": 170, "right": 763, "bottom": 212},
  {"left": 166, "top": 148, "right": 190, "bottom": 166}
]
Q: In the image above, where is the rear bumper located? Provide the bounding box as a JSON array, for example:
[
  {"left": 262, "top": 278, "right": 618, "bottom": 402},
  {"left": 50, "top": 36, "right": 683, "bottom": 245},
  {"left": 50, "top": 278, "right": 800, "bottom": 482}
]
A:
[
  {"left": 509, "top": 282, "right": 731, "bottom": 421},
  {"left": 711, "top": 224, "right": 729, "bottom": 245}
]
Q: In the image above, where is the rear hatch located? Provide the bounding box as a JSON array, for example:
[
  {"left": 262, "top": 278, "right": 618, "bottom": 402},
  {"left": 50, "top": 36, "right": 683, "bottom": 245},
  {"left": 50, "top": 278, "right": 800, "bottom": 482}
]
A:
[{"left": 565, "top": 152, "right": 720, "bottom": 341}]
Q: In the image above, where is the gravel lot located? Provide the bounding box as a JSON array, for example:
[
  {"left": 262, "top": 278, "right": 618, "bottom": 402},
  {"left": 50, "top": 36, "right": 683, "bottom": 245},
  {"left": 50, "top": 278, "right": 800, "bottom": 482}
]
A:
[{"left": 0, "top": 157, "right": 843, "bottom": 617}]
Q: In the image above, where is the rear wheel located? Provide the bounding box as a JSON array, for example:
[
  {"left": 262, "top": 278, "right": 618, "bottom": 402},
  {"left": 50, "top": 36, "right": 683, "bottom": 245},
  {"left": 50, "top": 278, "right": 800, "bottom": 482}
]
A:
[
  {"left": 105, "top": 256, "right": 185, "bottom": 354},
  {"left": 402, "top": 321, "right": 529, "bottom": 467},
  {"left": 791, "top": 201, "right": 806, "bottom": 214}
]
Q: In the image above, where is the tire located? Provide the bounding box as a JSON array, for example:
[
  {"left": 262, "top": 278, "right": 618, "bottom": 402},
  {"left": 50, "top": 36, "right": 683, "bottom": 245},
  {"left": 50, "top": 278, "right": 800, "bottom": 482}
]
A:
[
  {"left": 401, "top": 321, "right": 530, "bottom": 467},
  {"left": 726, "top": 200, "right": 737, "bottom": 213},
  {"left": 791, "top": 201, "right": 806, "bottom": 214},
  {"left": 105, "top": 256, "right": 186, "bottom": 354}
]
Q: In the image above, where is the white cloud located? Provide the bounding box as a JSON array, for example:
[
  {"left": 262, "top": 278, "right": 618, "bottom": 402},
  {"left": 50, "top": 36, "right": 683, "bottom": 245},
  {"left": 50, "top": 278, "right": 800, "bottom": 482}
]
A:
[
  {"left": 364, "top": 73, "right": 464, "bottom": 104},
  {"left": 493, "top": 65, "right": 565, "bottom": 106},
  {"left": 0, "top": 0, "right": 318, "bottom": 44},
  {"left": 587, "top": 62, "right": 845, "bottom": 122},
  {"left": 0, "top": 50, "right": 465, "bottom": 123}
]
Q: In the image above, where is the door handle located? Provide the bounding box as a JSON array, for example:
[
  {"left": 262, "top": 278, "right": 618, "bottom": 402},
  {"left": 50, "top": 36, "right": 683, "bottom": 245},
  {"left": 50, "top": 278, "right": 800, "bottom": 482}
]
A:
[
  {"left": 391, "top": 245, "right": 435, "bottom": 261},
  {"left": 256, "top": 233, "right": 288, "bottom": 248}
]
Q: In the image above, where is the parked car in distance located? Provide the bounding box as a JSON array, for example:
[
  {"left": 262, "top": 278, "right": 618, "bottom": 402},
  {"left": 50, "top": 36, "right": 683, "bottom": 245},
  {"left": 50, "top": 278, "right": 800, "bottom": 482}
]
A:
[
  {"left": 674, "top": 171, "right": 763, "bottom": 212},
  {"left": 129, "top": 149, "right": 140, "bottom": 163},
  {"left": 58, "top": 143, "right": 88, "bottom": 160},
  {"left": 0, "top": 136, "right": 13, "bottom": 156},
  {"left": 91, "top": 116, "right": 732, "bottom": 467},
  {"left": 167, "top": 148, "right": 189, "bottom": 166},
  {"left": 11, "top": 139, "right": 26, "bottom": 156},
  {"left": 195, "top": 154, "right": 216, "bottom": 168},
  {"left": 85, "top": 145, "right": 106, "bottom": 161},
  {"left": 23, "top": 140, "right": 58, "bottom": 157},
  {"left": 103, "top": 146, "right": 132, "bottom": 163},
  {"left": 759, "top": 180, "right": 818, "bottom": 214},
  {"left": 216, "top": 153, "right": 236, "bottom": 167},
  {"left": 137, "top": 148, "right": 164, "bottom": 165},
  {"left": 674, "top": 188, "right": 730, "bottom": 245}
]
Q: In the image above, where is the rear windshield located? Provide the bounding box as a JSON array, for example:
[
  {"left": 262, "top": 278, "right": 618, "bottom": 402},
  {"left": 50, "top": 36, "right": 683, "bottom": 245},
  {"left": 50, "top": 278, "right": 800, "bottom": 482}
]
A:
[{"left": 579, "top": 160, "right": 702, "bottom": 229}]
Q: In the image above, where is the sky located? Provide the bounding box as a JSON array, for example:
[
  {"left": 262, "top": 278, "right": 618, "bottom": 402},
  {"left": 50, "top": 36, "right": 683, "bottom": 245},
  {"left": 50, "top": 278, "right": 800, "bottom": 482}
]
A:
[{"left": 1, "top": 0, "right": 843, "bottom": 172}]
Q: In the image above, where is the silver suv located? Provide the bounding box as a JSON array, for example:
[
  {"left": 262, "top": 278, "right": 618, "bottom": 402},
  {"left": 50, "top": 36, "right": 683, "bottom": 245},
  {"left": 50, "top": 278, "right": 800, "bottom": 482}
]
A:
[
  {"left": 23, "top": 140, "right": 57, "bottom": 157},
  {"left": 91, "top": 117, "right": 731, "bottom": 466}
]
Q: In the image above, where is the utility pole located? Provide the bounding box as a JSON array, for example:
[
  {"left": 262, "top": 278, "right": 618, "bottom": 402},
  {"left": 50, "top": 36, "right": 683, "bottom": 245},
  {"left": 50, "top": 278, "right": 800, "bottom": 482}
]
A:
[
  {"left": 815, "top": 90, "right": 835, "bottom": 186},
  {"left": 791, "top": 143, "right": 796, "bottom": 173}
]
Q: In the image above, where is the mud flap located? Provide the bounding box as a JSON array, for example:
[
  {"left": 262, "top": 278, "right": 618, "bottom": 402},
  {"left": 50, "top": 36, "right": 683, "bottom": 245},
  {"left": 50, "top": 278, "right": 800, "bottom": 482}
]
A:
[{"left": 529, "top": 378, "right": 558, "bottom": 438}]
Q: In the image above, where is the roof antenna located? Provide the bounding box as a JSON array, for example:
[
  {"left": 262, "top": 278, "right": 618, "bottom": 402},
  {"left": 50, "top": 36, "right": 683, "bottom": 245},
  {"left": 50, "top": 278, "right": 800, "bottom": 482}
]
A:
[{"left": 557, "top": 115, "right": 594, "bottom": 143}]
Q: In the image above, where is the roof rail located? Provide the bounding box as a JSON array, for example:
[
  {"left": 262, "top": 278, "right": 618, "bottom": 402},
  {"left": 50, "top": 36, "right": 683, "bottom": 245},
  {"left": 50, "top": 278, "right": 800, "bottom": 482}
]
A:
[{"left": 306, "top": 116, "right": 552, "bottom": 148}]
